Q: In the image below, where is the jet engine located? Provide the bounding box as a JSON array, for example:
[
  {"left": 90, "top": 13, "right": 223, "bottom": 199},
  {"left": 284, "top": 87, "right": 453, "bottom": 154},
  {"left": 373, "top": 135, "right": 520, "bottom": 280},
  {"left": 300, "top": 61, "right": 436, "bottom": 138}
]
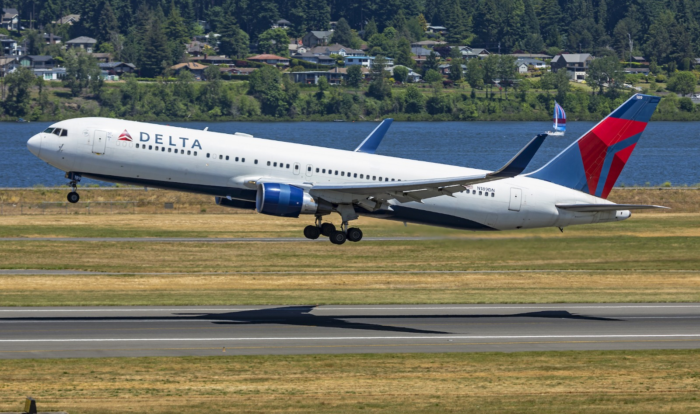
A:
[{"left": 256, "top": 183, "right": 331, "bottom": 217}]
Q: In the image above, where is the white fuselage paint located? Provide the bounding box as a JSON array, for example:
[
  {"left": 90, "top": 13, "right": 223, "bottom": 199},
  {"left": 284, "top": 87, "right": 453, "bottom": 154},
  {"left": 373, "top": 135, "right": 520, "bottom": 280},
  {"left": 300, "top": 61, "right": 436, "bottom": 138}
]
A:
[{"left": 29, "top": 118, "right": 629, "bottom": 231}]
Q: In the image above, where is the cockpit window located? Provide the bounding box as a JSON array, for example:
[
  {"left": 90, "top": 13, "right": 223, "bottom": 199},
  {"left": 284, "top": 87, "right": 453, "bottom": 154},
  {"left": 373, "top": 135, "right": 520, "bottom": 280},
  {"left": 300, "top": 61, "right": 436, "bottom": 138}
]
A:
[
  {"left": 52, "top": 128, "right": 62, "bottom": 136},
  {"left": 44, "top": 128, "right": 54, "bottom": 133},
  {"left": 60, "top": 129, "right": 68, "bottom": 136}
]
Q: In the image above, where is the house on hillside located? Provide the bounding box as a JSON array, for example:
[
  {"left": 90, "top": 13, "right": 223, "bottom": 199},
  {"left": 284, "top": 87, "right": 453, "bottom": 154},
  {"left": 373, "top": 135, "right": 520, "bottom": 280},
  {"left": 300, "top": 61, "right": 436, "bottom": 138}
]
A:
[
  {"left": 99, "top": 62, "right": 137, "bottom": 76},
  {"left": 1, "top": 37, "right": 20, "bottom": 56},
  {"left": 344, "top": 56, "right": 393, "bottom": 68},
  {"left": 292, "top": 52, "right": 335, "bottom": 65},
  {"left": 66, "top": 36, "right": 97, "bottom": 53},
  {"left": 302, "top": 31, "right": 332, "bottom": 47},
  {"left": 390, "top": 65, "right": 422, "bottom": 83},
  {"left": 410, "top": 46, "right": 432, "bottom": 57},
  {"left": 43, "top": 33, "right": 62, "bottom": 45},
  {"left": 54, "top": 14, "right": 80, "bottom": 25},
  {"left": 273, "top": 19, "right": 291, "bottom": 29},
  {"left": 0, "top": 57, "right": 18, "bottom": 75},
  {"left": 459, "top": 47, "right": 490, "bottom": 60},
  {"left": 308, "top": 44, "right": 365, "bottom": 57},
  {"left": 516, "top": 58, "right": 547, "bottom": 73},
  {"left": 248, "top": 54, "right": 290, "bottom": 65},
  {"left": 426, "top": 26, "right": 447, "bottom": 35},
  {"left": 411, "top": 40, "right": 446, "bottom": 48},
  {"left": 190, "top": 55, "right": 234, "bottom": 65},
  {"left": 92, "top": 53, "right": 113, "bottom": 63},
  {"left": 550, "top": 53, "right": 593, "bottom": 80},
  {"left": 185, "top": 40, "right": 208, "bottom": 57},
  {"left": 19, "top": 55, "right": 55, "bottom": 69},
  {"left": 288, "top": 67, "right": 369, "bottom": 85},
  {"left": 170, "top": 62, "right": 208, "bottom": 79},
  {"left": 1, "top": 8, "right": 19, "bottom": 31},
  {"left": 223, "top": 67, "right": 257, "bottom": 76},
  {"left": 33, "top": 67, "right": 67, "bottom": 80}
]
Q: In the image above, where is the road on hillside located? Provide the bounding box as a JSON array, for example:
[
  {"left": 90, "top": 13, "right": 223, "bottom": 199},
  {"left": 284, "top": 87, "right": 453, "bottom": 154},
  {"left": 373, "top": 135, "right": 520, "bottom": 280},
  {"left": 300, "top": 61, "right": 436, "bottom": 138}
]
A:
[{"left": 1, "top": 304, "right": 699, "bottom": 359}]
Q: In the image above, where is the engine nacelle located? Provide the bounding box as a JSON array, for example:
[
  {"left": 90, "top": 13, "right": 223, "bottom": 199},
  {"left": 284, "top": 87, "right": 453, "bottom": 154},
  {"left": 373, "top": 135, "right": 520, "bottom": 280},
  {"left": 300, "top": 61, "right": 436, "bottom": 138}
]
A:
[{"left": 256, "top": 183, "right": 327, "bottom": 217}]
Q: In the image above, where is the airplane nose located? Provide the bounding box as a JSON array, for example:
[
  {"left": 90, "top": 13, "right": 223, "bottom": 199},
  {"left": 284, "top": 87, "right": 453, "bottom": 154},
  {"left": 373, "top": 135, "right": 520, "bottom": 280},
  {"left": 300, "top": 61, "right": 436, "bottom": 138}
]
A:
[{"left": 27, "top": 134, "right": 42, "bottom": 157}]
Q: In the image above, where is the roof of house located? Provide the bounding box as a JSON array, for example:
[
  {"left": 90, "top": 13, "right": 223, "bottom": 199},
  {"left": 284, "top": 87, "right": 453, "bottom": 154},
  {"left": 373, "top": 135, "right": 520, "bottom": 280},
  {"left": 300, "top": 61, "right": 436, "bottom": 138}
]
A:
[
  {"left": 0, "top": 37, "right": 17, "bottom": 43},
  {"left": 276, "top": 19, "right": 291, "bottom": 25},
  {"left": 55, "top": 14, "right": 80, "bottom": 24},
  {"left": 510, "top": 53, "right": 552, "bottom": 59},
  {"left": 551, "top": 53, "right": 592, "bottom": 64},
  {"left": 308, "top": 44, "right": 363, "bottom": 55},
  {"left": 248, "top": 54, "right": 290, "bottom": 61},
  {"left": 516, "top": 58, "right": 546, "bottom": 65},
  {"left": 412, "top": 40, "right": 446, "bottom": 46},
  {"left": 411, "top": 47, "right": 432, "bottom": 56},
  {"left": 42, "top": 33, "right": 62, "bottom": 40},
  {"left": 99, "top": 62, "right": 136, "bottom": 69},
  {"left": 22, "top": 55, "right": 53, "bottom": 62},
  {"left": 308, "top": 30, "right": 332, "bottom": 38},
  {"left": 66, "top": 36, "right": 97, "bottom": 44},
  {"left": 326, "top": 67, "right": 369, "bottom": 74},
  {"left": 3, "top": 8, "right": 19, "bottom": 17},
  {"left": 0, "top": 57, "right": 17, "bottom": 65},
  {"left": 171, "top": 62, "right": 208, "bottom": 70},
  {"left": 427, "top": 25, "right": 447, "bottom": 30},
  {"left": 230, "top": 67, "right": 257, "bottom": 73}
]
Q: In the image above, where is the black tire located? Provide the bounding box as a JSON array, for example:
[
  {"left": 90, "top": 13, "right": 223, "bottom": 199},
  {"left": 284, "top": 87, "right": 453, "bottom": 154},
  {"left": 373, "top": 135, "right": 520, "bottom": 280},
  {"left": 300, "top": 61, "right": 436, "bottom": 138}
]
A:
[
  {"left": 329, "top": 230, "right": 347, "bottom": 245},
  {"left": 67, "top": 192, "right": 80, "bottom": 204},
  {"left": 303, "top": 225, "right": 320, "bottom": 240},
  {"left": 347, "top": 227, "right": 363, "bottom": 242},
  {"left": 320, "top": 223, "right": 336, "bottom": 237}
]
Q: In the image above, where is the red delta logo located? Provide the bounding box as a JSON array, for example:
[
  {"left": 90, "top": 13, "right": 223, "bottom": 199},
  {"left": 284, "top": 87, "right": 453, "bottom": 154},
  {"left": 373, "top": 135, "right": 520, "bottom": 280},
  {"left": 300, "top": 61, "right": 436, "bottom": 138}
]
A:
[{"left": 118, "top": 130, "right": 133, "bottom": 142}]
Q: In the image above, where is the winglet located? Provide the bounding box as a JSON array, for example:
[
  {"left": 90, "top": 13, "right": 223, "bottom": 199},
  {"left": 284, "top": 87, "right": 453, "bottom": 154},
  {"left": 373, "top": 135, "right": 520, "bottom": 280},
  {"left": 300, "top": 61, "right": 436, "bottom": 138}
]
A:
[
  {"left": 488, "top": 134, "right": 548, "bottom": 178},
  {"left": 354, "top": 119, "right": 393, "bottom": 154}
]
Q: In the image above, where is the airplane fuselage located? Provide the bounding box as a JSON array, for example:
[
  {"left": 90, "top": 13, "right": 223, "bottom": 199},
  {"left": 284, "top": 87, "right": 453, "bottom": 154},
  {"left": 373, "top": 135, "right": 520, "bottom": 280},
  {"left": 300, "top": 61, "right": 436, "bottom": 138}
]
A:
[{"left": 28, "top": 118, "right": 628, "bottom": 232}]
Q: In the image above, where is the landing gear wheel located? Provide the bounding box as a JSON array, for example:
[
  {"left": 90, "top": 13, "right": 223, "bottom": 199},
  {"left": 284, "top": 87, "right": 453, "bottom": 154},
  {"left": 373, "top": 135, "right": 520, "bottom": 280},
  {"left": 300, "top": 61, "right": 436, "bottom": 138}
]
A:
[
  {"left": 347, "top": 227, "right": 363, "bottom": 242},
  {"left": 329, "top": 230, "right": 347, "bottom": 245},
  {"left": 67, "top": 192, "right": 80, "bottom": 204},
  {"left": 303, "top": 225, "right": 321, "bottom": 240},
  {"left": 320, "top": 223, "right": 336, "bottom": 237}
]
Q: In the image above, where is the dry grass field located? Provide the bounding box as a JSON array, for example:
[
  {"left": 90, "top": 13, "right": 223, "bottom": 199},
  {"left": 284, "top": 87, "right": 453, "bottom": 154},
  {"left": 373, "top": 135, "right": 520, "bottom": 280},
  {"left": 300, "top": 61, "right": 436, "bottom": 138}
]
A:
[{"left": 1, "top": 350, "right": 699, "bottom": 413}]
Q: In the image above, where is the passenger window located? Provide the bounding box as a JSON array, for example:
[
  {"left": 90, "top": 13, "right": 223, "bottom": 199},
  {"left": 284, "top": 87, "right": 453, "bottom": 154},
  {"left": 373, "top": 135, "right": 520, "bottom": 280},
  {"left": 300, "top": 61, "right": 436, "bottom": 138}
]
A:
[
  {"left": 162, "top": 147, "right": 165, "bottom": 152},
  {"left": 237, "top": 157, "right": 240, "bottom": 162},
  {"left": 385, "top": 178, "right": 388, "bottom": 182},
  {"left": 491, "top": 193, "right": 495, "bottom": 197},
  {"left": 207, "top": 153, "right": 210, "bottom": 158},
  {"left": 335, "top": 171, "right": 338, "bottom": 175},
  {"left": 226, "top": 155, "right": 229, "bottom": 160},
  {"left": 194, "top": 151, "right": 197, "bottom": 156},
  {"left": 316, "top": 168, "right": 319, "bottom": 173},
  {"left": 188, "top": 150, "right": 191, "bottom": 155},
  {"left": 373, "top": 176, "right": 376, "bottom": 180},
  {"left": 274, "top": 162, "right": 277, "bottom": 167},
  {"left": 61, "top": 129, "right": 68, "bottom": 136},
  {"left": 155, "top": 146, "right": 159, "bottom": 151},
  {"left": 267, "top": 161, "right": 271, "bottom": 166},
  {"left": 286, "top": 164, "right": 290, "bottom": 169},
  {"left": 149, "top": 145, "right": 152, "bottom": 150},
  {"left": 391, "top": 179, "right": 395, "bottom": 181},
  {"left": 219, "top": 155, "right": 223, "bottom": 160},
  {"left": 254, "top": 159, "right": 258, "bottom": 164},
  {"left": 322, "top": 169, "right": 326, "bottom": 173},
  {"left": 53, "top": 129, "right": 62, "bottom": 135},
  {"left": 167, "top": 148, "right": 171, "bottom": 152},
  {"left": 479, "top": 191, "right": 482, "bottom": 195},
  {"left": 295, "top": 165, "right": 299, "bottom": 170},
  {"left": 360, "top": 174, "right": 363, "bottom": 179},
  {"left": 242, "top": 158, "right": 245, "bottom": 162},
  {"left": 44, "top": 128, "right": 54, "bottom": 133},
  {"left": 136, "top": 144, "right": 140, "bottom": 148},
  {"left": 341, "top": 172, "right": 345, "bottom": 176},
  {"left": 354, "top": 173, "right": 357, "bottom": 178}
]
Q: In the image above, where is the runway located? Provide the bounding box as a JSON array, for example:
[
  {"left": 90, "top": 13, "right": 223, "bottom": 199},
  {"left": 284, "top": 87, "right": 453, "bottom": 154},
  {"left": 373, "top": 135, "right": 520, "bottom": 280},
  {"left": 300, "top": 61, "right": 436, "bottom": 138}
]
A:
[
  {"left": 0, "top": 236, "right": 444, "bottom": 243},
  {"left": 1, "top": 304, "right": 699, "bottom": 359}
]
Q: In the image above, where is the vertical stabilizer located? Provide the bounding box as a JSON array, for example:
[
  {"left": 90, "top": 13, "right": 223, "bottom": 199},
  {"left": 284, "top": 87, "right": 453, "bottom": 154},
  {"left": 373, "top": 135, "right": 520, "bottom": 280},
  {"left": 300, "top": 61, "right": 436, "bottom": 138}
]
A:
[{"left": 529, "top": 94, "right": 660, "bottom": 198}]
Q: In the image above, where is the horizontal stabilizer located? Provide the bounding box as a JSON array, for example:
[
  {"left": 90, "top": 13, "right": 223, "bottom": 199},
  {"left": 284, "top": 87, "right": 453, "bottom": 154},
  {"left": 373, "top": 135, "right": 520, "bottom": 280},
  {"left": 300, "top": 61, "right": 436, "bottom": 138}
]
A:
[
  {"left": 354, "top": 119, "right": 393, "bottom": 154},
  {"left": 556, "top": 204, "right": 669, "bottom": 212},
  {"left": 488, "top": 134, "right": 548, "bottom": 178}
]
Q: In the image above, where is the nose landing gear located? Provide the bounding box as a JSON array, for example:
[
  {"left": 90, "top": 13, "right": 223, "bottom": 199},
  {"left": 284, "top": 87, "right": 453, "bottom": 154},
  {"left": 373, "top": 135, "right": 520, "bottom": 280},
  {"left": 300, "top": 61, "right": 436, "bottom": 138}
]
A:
[{"left": 65, "top": 172, "right": 81, "bottom": 204}]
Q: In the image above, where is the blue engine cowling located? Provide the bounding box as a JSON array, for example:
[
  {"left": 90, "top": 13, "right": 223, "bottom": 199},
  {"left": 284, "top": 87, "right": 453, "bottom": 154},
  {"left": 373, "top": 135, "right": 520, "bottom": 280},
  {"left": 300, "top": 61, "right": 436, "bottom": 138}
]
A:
[{"left": 256, "top": 183, "right": 318, "bottom": 218}]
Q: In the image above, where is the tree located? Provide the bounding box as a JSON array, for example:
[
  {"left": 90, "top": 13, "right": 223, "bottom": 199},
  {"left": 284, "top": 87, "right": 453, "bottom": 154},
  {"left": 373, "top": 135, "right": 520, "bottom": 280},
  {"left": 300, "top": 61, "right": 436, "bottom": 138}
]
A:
[
  {"left": 496, "top": 55, "right": 517, "bottom": 96},
  {"left": 393, "top": 65, "right": 409, "bottom": 83},
  {"left": 554, "top": 69, "right": 570, "bottom": 102},
  {"left": 448, "top": 48, "right": 464, "bottom": 82},
  {"left": 204, "top": 65, "right": 221, "bottom": 81},
  {"left": 466, "top": 58, "right": 485, "bottom": 89},
  {"left": 248, "top": 65, "right": 288, "bottom": 116},
  {"left": 3, "top": 67, "right": 35, "bottom": 116},
  {"left": 444, "top": 0, "right": 471, "bottom": 44},
  {"left": 24, "top": 30, "right": 44, "bottom": 55},
  {"left": 141, "top": 18, "right": 171, "bottom": 78},
  {"left": 367, "top": 55, "right": 391, "bottom": 100},
  {"left": 423, "top": 51, "right": 439, "bottom": 76},
  {"left": 404, "top": 85, "right": 425, "bottom": 113},
  {"left": 304, "top": 0, "right": 330, "bottom": 30},
  {"left": 364, "top": 19, "right": 378, "bottom": 40},
  {"left": 165, "top": 2, "right": 190, "bottom": 63},
  {"left": 332, "top": 18, "right": 353, "bottom": 46},
  {"left": 587, "top": 55, "right": 622, "bottom": 95},
  {"left": 394, "top": 37, "right": 413, "bottom": 67},
  {"left": 424, "top": 69, "right": 442, "bottom": 84},
  {"left": 63, "top": 49, "right": 102, "bottom": 97},
  {"left": 220, "top": 19, "right": 250, "bottom": 59},
  {"left": 97, "top": 1, "right": 119, "bottom": 45},
  {"left": 668, "top": 71, "right": 697, "bottom": 96},
  {"left": 258, "top": 28, "right": 290, "bottom": 57},
  {"left": 346, "top": 65, "right": 364, "bottom": 87}
]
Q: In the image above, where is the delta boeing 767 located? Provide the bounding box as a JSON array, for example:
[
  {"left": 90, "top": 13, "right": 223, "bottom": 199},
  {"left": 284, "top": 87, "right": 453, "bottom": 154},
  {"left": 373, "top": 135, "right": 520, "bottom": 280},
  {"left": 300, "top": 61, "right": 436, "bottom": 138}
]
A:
[{"left": 26, "top": 94, "right": 666, "bottom": 245}]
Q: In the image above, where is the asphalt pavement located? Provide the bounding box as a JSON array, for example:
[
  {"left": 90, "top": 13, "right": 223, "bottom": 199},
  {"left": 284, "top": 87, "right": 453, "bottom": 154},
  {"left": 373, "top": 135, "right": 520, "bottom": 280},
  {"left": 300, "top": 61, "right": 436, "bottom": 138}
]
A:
[{"left": 1, "top": 304, "right": 699, "bottom": 359}]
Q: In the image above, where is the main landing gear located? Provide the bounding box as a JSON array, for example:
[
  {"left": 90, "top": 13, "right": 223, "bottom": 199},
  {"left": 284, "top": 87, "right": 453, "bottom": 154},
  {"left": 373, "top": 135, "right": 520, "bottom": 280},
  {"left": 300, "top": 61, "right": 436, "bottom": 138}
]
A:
[
  {"left": 65, "top": 172, "right": 81, "bottom": 204},
  {"left": 304, "top": 216, "right": 363, "bottom": 245}
]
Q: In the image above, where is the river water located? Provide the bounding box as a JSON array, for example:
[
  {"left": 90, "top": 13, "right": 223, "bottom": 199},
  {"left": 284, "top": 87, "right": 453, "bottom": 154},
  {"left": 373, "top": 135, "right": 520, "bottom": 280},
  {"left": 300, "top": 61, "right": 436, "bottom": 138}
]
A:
[{"left": 2, "top": 120, "right": 698, "bottom": 187}]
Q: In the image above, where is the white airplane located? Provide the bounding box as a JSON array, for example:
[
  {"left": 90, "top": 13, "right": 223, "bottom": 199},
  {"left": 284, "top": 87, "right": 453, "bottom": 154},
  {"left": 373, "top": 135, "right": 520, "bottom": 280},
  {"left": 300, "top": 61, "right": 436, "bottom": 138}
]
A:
[{"left": 27, "top": 94, "right": 666, "bottom": 245}]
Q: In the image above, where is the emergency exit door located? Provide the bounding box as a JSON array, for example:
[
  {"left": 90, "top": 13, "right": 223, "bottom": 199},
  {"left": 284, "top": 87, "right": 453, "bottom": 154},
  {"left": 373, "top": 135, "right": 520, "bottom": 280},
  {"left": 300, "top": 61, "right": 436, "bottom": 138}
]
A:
[
  {"left": 509, "top": 188, "right": 522, "bottom": 211},
  {"left": 92, "top": 130, "right": 108, "bottom": 154}
]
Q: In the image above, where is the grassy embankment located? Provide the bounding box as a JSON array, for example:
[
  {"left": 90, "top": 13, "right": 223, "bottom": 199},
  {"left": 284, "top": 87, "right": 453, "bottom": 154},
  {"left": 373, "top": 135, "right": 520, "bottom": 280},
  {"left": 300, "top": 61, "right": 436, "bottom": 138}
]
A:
[
  {"left": 1, "top": 350, "right": 700, "bottom": 413},
  {"left": 0, "top": 188, "right": 699, "bottom": 306}
]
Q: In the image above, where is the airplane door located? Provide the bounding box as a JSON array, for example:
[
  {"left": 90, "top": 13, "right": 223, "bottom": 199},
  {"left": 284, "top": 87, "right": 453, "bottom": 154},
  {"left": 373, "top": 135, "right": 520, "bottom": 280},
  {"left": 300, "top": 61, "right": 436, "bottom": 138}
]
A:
[
  {"left": 293, "top": 162, "right": 301, "bottom": 175},
  {"left": 92, "top": 130, "right": 108, "bottom": 154},
  {"left": 509, "top": 188, "right": 522, "bottom": 212},
  {"left": 306, "top": 164, "right": 314, "bottom": 178}
]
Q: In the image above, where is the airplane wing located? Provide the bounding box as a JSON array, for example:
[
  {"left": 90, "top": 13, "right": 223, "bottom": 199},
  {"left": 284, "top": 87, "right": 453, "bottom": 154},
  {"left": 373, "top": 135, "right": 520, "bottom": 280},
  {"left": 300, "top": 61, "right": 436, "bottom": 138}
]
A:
[
  {"left": 354, "top": 119, "right": 393, "bottom": 154},
  {"left": 313, "top": 134, "right": 547, "bottom": 204},
  {"left": 556, "top": 204, "right": 669, "bottom": 212}
]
